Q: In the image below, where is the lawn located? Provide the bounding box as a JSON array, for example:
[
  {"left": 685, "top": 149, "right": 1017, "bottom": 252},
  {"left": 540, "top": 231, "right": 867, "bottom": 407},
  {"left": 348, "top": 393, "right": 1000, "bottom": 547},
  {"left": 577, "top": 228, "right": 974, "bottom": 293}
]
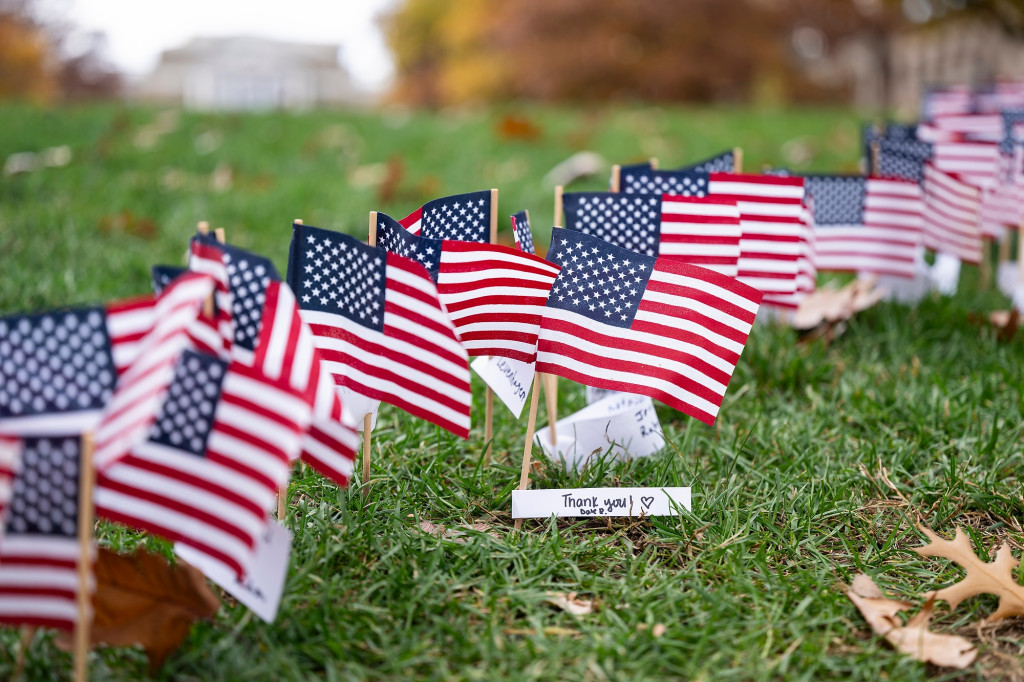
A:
[{"left": 1, "top": 103, "right": 1022, "bottom": 681}]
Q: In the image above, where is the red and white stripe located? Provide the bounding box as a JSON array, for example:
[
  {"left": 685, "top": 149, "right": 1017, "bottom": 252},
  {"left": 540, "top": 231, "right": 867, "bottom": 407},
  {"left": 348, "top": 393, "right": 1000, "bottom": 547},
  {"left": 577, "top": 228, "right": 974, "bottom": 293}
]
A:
[
  {"left": 399, "top": 207, "right": 424, "bottom": 236},
  {"left": 980, "top": 182, "right": 1024, "bottom": 238},
  {"left": 923, "top": 87, "right": 974, "bottom": 119},
  {"left": 436, "top": 241, "right": 560, "bottom": 363},
  {"left": 93, "top": 273, "right": 215, "bottom": 469},
  {"left": 922, "top": 164, "right": 983, "bottom": 264},
  {"left": 0, "top": 437, "right": 18, "bottom": 533},
  {"left": 537, "top": 259, "right": 761, "bottom": 425},
  {"left": 762, "top": 200, "right": 817, "bottom": 309},
  {"left": 918, "top": 114, "right": 1004, "bottom": 143},
  {"left": 708, "top": 173, "right": 806, "bottom": 296},
  {"left": 188, "top": 239, "right": 233, "bottom": 356},
  {"left": 254, "top": 282, "right": 358, "bottom": 485},
  {"left": 0, "top": 535, "right": 85, "bottom": 631},
  {"left": 95, "top": 360, "right": 304, "bottom": 578},
  {"left": 932, "top": 140, "right": 1002, "bottom": 188},
  {"left": 302, "top": 253, "right": 472, "bottom": 439},
  {"left": 106, "top": 296, "right": 158, "bottom": 374},
  {"left": 814, "top": 178, "right": 924, "bottom": 279},
  {"left": 659, "top": 195, "right": 742, "bottom": 278}
]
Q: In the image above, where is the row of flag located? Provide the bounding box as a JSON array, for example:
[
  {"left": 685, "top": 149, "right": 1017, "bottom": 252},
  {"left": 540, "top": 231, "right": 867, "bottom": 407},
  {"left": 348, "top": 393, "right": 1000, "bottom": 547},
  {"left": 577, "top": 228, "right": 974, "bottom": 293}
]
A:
[{"left": 3, "top": 78, "right": 1024, "bottom": 655}]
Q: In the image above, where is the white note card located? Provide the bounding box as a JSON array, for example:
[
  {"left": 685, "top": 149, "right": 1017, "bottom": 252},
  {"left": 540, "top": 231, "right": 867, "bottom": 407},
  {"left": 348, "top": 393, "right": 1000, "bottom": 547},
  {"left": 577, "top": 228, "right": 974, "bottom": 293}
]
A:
[
  {"left": 470, "top": 356, "right": 536, "bottom": 419},
  {"left": 338, "top": 385, "right": 380, "bottom": 431},
  {"left": 535, "top": 393, "right": 664, "bottom": 471},
  {"left": 175, "top": 519, "right": 292, "bottom": 623},
  {"left": 512, "top": 486, "right": 690, "bottom": 519}
]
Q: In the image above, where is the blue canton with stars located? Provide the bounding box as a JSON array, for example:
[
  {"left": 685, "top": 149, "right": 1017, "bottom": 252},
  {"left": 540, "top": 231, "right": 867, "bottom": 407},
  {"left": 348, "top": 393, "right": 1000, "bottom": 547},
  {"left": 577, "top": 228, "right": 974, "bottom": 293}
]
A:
[
  {"left": 148, "top": 350, "right": 226, "bottom": 457},
  {"left": 680, "top": 150, "right": 735, "bottom": 173},
  {"left": 6, "top": 437, "right": 80, "bottom": 537},
  {"left": 151, "top": 265, "right": 186, "bottom": 296},
  {"left": 194, "top": 235, "right": 280, "bottom": 352},
  {"left": 376, "top": 212, "right": 442, "bottom": 281},
  {"left": 562, "top": 192, "right": 662, "bottom": 257},
  {"left": 511, "top": 210, "right": 535, "bottom": 254},
  {"left": 0, "top": 308, "right": 115, "bottom": 421},
  {"left": 419, "top": 190, "right": 491, "bottom": 242},
  {"left": 803, "top": 176, "right": 867, "bottom": 225},
  {"left": 545, "top": 228, "right": 655, "bottom": 330},
  {"left": 287, "top": 224, "right": 387, "bottom": 332},
  {"left": 877, "top": 140, "right": 931, "bottom": 183},
  {"left": 621, "top": 168, "right": 710, "bottom": 197},
  {"left": 1001, "top": 110, "right": 1024, "bottom": 154}
]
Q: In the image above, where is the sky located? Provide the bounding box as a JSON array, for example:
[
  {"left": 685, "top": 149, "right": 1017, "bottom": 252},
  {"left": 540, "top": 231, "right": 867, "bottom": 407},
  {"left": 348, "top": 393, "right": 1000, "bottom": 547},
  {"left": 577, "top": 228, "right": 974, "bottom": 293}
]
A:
[{"left": 61, "top": 0, "right": 399, "bottom": 92}]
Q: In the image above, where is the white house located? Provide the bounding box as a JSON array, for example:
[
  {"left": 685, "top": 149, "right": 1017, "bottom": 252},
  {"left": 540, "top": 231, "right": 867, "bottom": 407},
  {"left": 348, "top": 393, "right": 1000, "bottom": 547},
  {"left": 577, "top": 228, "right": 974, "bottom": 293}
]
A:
[{"left": 136, "top": 36, "right": 363, "bottom": 110}]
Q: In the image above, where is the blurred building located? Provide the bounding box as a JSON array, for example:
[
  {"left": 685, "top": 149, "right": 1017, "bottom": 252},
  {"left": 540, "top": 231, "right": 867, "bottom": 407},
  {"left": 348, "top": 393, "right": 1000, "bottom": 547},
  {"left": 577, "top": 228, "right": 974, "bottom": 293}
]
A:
[{"left": 135, "top": 36, "right": 362, "bottom": 110}]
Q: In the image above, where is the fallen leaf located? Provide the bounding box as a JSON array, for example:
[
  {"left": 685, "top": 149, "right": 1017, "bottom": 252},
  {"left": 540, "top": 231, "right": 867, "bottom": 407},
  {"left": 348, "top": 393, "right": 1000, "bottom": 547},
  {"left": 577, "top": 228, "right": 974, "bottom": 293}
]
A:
[
  {"left": 544, "top": 591, "right": 594, "bottom": 616},
  {"left": 58, "top": 546, "right": 220, "bottom": 672},
  {"left": 914, "top": 526, "right": 1024, "bottom": 622},
  {"left": 846, "top": 573, "right": 977, "bottom": 669},
  {"left": 417, "top": 519, "right": 498, "bottom": 542},
  {"left": 652, "top": 623, "right": 666, "bottom": 637},
  {"left": 495, "top": 114, "right": 542, "bottom": 142}
]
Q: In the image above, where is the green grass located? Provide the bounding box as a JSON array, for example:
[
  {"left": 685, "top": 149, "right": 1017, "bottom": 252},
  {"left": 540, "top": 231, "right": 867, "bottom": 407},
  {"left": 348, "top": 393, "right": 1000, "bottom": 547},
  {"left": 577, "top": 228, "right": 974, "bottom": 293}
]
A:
[{"left": 1, "top": 103, "right": 1022, "bottom": 681}]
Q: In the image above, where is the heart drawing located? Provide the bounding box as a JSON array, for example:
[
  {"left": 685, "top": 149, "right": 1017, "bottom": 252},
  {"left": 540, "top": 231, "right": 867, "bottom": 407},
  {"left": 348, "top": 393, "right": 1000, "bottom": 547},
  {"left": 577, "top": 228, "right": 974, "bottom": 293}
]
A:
[{"left": 640, "top": 496, "right": 654, "bottom": 509}]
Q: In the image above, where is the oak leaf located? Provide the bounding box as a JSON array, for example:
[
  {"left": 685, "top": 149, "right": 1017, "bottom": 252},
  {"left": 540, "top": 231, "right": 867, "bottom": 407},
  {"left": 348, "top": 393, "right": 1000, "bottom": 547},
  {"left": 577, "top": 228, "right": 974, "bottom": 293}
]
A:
[
  {"left": 846, "top": 573, "right": 977, "bottom": 669},
  {"left": 914, "top": 526, "right": 1024, "bottom": 623},
  {"left": 58, "top": 546, "right": 220, "bottom": 672}
]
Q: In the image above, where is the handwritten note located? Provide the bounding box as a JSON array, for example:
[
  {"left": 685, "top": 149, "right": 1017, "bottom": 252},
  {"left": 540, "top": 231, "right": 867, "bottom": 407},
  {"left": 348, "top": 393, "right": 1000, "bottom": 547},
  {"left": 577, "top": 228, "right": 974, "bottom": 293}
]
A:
[
  {"left": 535, "top": 393, "right": 664, "bottom": 471},
  {"left": 584, "top": 386, "right": 644, "bottom": 405},
  {"left": 470, "top": 356, "right": 536, "bottom": 419},
  {"left": 175, "top": 519, "right": 291, "bottom": 623},
  {"left": 512, "top": 486, "right": 690, "bottom": 518},
  {"left": 929, "top": 253, "right": 961, "bottom": 296}
]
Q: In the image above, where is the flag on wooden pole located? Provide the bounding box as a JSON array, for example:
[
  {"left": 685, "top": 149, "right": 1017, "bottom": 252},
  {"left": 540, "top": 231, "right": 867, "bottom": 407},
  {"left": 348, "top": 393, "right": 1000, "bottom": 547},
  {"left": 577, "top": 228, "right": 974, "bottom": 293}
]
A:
[{"left": 398, "top": 190, "right": 493, "bottom": 241}]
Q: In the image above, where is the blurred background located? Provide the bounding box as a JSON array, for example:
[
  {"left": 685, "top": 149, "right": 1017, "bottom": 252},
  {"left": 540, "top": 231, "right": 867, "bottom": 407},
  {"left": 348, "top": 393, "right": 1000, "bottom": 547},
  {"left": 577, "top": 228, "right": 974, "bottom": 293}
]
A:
[{"left": 3, "top": 0, "right": 1024, "bottom": 309}]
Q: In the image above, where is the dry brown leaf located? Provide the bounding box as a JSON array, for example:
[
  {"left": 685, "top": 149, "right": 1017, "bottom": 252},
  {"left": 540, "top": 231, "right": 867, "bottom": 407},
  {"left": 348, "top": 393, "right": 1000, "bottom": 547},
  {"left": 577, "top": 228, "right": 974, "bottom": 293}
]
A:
[
  {"left": 914, "top": 526, "right": 1024, "bottom": 623},
  {"left": 58, "top": 546, "right": 220, "bottom": 672},
  {"left": 417, "top": 519, "right": 498, "bottom": 543},
  {"left": 846, "top": 573, "right": 977, "bottom": 669},
  {"left": 544, "top": 591, "right": 594, "bottom": 616},
  {"left": 793, "top": 279, "right": 882, "bottom": 332}
]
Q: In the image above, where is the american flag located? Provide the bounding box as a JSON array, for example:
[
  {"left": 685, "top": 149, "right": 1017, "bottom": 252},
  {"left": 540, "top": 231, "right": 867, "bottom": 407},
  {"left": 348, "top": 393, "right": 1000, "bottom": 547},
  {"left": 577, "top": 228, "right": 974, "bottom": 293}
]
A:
[
  {"left": 803, "top": 176, "right": 924, "bottom": 278},
  {"left": 378, "top": 213, "right": 561, "bottom": 363},
  {"left": 536, "top": 229, "right": 762, "bottom": 425},
  {"left": 288, "top": 223, "right": 472, "bottom": 439},
  {"left": 1001, "top": 111, "right": 1024, "bottom": 154},
  {"left": 151, "top": 265, "right": 186, "bottom": 296},
  {"left": 922, "top": 85, "right": 975, "bottom": 119},
  {"left": 931, "top": 139, "right": 1002, "bottom": 188},
  {"left": 922, "top": 164, "right": 983, "bottom": 263},
  {"left": 562, "top": 192, "right": 742, "bottom": 278},
  {"left": 979, "top": 151, "right": 1024, "bottom": 236},
  {"left": 0, "top": 436, "right": 90, "bottom": 631},
  {"left": 761, "top": 199, "right": 818, "bottom": 310},
  {"left": 863, "top": 122, "right": 917, "bottom": 166},
  {"left": 679, "top": 149, "right": 736, "bottom": 173},
  {"left": 977, "top": 83, "right": 1024, "bottom": 114},
  {"left": 398, "top": 190, "right": 492, "bottom": 241},
  {"left": 0, "top": 296, "right": 158, "bottom": 437},
  {"left": 877, "top": 140, "right": 932, "bottom": 183},
  {"left": 510, "top": 210, "right": 536, "bottom": 254},
  {"left": 617, "top": 150, "right": 735, "bottom": 192},
  {"left": 0, "top": 437, "right": 19, "bottom": 533},
  {"left": 189, "top": 238, "right": 358, "bottom": 486},
  {"left": 917, "top": 114, "right": 1005, "bottom": 143},
  {"left": 95, "top": 350, "right": 305, "bottom": 578}
]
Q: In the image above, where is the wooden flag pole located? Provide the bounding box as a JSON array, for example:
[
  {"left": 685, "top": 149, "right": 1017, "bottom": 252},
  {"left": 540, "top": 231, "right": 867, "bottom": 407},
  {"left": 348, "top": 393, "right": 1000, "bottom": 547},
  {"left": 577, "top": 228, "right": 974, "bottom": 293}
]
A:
[
  {"left": 649, "top": 157, "right": 659, "bottom": 170},
  {"left": 197, "top": 220, "right": 210, "bottom": 236},
  {"left": 196, "top": 221, "right": 215, "bottom": 317},
  {"left": 361, "top": 211, "right": 378, "bottom": 494},
  {"left": 610, "top": 166, "right": 621, "bottom": 193},
  {"left": 545, "top": 187, "right": 564, "bottom": 446},
  {"left": 74, "top": 433, "right": 95, "bottom": 682},
  {"left": 1017, "top": 219, "right": 1024, "bottom": 292},
  {"left": 513, "top": 375, "right": 543, "bottom": 531},
  {"left": 870, "top": 141, "right": 881, "bottom": 177},
  {"left": 733, "top": 147, "right": 744, "bottom": 173},
  {"left": 998, "top": 228, "right": 1011, "bottom": 267},
  {"left": 980, "top": 237, "right": 993, "bottom": 290},
  {"left": 482, "top": 189, "right": 499, "bottom": 463}
]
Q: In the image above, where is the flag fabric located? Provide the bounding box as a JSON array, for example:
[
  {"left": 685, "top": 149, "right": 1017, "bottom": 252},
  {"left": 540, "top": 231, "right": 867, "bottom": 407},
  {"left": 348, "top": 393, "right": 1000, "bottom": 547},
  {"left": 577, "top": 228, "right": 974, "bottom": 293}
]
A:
[
  {"left": 922, "top": 85, "right": 974, "bottom": 119},
  {"left": 151, "top": 265, "right": 186, "bottom": 296},
  {"left": 802, "top": 176, "right": 924, "bottom": 278},
  {"left": 862, "top": 122, "right": 917, "bottom": 167},
  {"left": 0, "top": 437, "right": 19, "bottom": 533},
  {"left": 679, "top": 149, "right": 736, "bottom": 173},
  {"left": 918, "top": 114, "right": 1005, "bottom": 143},
  {"left": 922, "top": 164, "right": 983, "bottom": 263},
  {"left": 0, "top": 295, "right": 159, "bottom": 437},
  {"left": 1000, "top": 111, "right": 1024, "bottom": 155},
  {"left": 761, "top": 199, "right": 818, "bottom": 309},
  {"left": 377, "top": 213, "right": 560, "bottom": 363},
  {"left": 398, "top": 190, "right": 492, "bottom": 241},
  {"left": 931, "top": 140, "right": 1002, "bottom": 188},
  {"left": 288, "top": 224, "right": 472, "bottom": 438},
  {"left": 510, "top": 210, "right": 536, "bottom": 254},
  {"left": 562, "top": 192, "right": 742, "bottom": 277},
  {"left": 536, "top": 228, "right": 762, "bottom": 425},
  {"left": 0, "top": 436, "right": 90, "bottom": 631},
  {"left": 95, "top": 349, "right": 305, "bottom": 578},
  {"left": 876, "top": 140, "right": 932, "bottom": 183},
  {"left": 189, "top": 237, "right": 358, "bottom": 486}
]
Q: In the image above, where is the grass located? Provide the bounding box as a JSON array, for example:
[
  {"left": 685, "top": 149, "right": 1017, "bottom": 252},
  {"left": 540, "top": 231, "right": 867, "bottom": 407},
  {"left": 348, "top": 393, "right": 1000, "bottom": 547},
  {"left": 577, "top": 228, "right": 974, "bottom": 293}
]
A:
[{"left": 1, "top": 102, "right": 1022, "bottom": 681}]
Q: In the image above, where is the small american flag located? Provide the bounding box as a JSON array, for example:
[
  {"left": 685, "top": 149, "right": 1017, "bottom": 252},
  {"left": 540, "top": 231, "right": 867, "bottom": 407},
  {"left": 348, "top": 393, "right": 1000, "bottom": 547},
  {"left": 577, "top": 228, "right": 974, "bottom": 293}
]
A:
[
  {"left": 151, "top": 265, "right": 186, "bottom": 296},
  {"left": 0, "top": 436, "right": 90, "bottom": 631},
  {"left": 536, "top": 229, "right": 761, "bottom": 425},
  {"left": 931, "top": 139, "right": 1002, "bottom": 188},
  {"left": 378, "top": 213, "right": 561, "bottom": 363},
  {"left": 922, "top": 85, "right": 975, "bottom": 119},
  {"left": 680, "top": 149, "right": 736, "bottom": 173},
  {"left": 1000, "top": 111, "right": 1024, "bottom": 154},
  {"left": 562, "top": 192, "right": 742, "bottom": 278},
  {"left": 876, "top": 140, "right": 932, "bottom": 183},
  {"left": 922, "top": 164, "right": 983, "bottom": 263},
  {"left": 918, "top": 114, "right": 1005, "bottom": 143},
  {"left": 617, "top": 151, "right": 735, "bottom": 192},
  {"left": 95, "top": 349, "right": 305, "bottom": 578},
  {"left": 862, "top": 123, "right": 917, "bottom": 169},
  {"left": 0, "top": 296, "right": 158, "bottom": 437},
  {"left": 398, "top": 190, "right": 492, "bottom": 241},
  {"left": 803, "top": 175, "right": 924, "bottom": 278},
  {"left": 0, "top": 437, "right": 19, "bottom": 533},
  {"left": 510, "top": 211, "right": 536, "bottom": 254},
  {"left": 288, "top": 224, "right": 472, "bottom": 439}
]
